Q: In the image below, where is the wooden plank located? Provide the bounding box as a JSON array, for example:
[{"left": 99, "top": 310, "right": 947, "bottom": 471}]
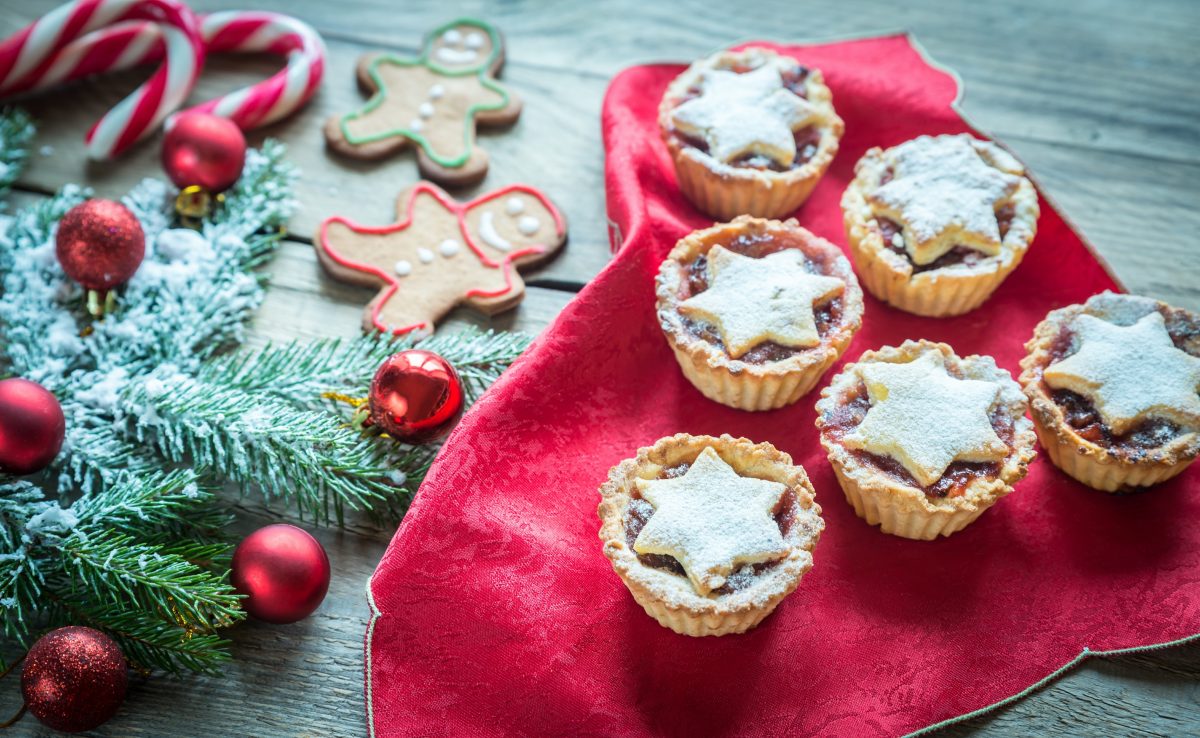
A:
[
  {"left": 159, "top": 0, "right": 1200, "bottom": 163},
  {"left": 247, "top": 238, "right": 579, "bottom": 346},
  {"left": 2, "top": 35, "right": 613, "bottom": 288},
  {"left": 2, "top": 0, "right": 1199, "bottom": 735},
  {"left": 4, "top": 1, "right": 1198, "bottom": 304}
]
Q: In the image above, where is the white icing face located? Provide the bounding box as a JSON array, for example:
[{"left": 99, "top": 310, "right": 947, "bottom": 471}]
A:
[
  {"left": 478, "top": 211, "right": 513, "bottom": 251},
  {"left": 474, "top": 197, "right": 552, "bottom": 254},
  {"left": 517, "top": 216, "right": 540, "bottom": 235},
  {"left": 431, "top": 25, "right": 492, "bottom": 68},
  {"left": 438, "top": 239, "right": 461, "bottom": 257},
  {"left": 417, "top": 247, "right": 435, "bottom": 264},
  {"left": 394, "top": 260, "right": 412, "bottom": 277}
]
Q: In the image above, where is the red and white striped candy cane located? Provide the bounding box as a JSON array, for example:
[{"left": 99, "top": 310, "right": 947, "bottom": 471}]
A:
[
  {"left": 186, "top": 12, "right": 325, "bottom": 130},
  {"left": 0, "top": 0, "right": 204, "bottom": 159},
  {"left": 0, "top": 10, "right": 324, "bottom": 134}
]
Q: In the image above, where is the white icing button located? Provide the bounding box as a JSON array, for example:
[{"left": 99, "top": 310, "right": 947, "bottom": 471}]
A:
[
  {"left": 417, "top": 248, "right": 435, "bottom": 264},
  {"left": 394, "top": 260, "right": 412, "bottom": 277},
  {"left": 441, "top": 29, "right": 462, "bottom": 44},
  {"left": 418, "top": 102, "right": 434, "bottom": 119},
  {"left": 438, "top": 239, "right": 461, "bottom": 257},
  {"left": 429, "top": 84, "right": 445, "bottom": 99},
  {"left": 465, "top": 32, "right": 486, "bottom": 49},
  {"left": 505, "top": 197, "right": 524, "bottom": 215},
  {"left": 517, "top": 216, "right": 540, "bottom": 236},
  {"left": 408, "top": 118, "right": 423, "bottom": 132}
]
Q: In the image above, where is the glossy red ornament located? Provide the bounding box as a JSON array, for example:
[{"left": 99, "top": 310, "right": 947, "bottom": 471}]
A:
[
  {"left": 22, "top": 626, "right": 127, "bottom": 733},
  {"left": 0, "top": 378, "right": 66, "bottom": 475},
  {"left": 368, "top": 350, "right": 464, "bottom": 444},
  {"left": 230, "top": 524, "right": 330, "bottom": 624},
  {"left": 55, "top": 199, "right": 145, "bottom": 291},
  {"left": 161, "top": 112, "right": 247, "bottom": 194}
]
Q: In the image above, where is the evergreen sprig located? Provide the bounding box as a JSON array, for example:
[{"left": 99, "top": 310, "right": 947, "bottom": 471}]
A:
[
  {"left": 2, "top": 472, "right": 242, "bottom": 673},
  {"left": 0, "top": 107, "right": 33, "bottom": 199},
  {"left": 0, "top": 109, "right": 532, "bottom": 672}
]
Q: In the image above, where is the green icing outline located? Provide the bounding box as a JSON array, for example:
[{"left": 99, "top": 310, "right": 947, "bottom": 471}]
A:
[{"left": 338, "top": 18, "right": 509, "bottom": 169}]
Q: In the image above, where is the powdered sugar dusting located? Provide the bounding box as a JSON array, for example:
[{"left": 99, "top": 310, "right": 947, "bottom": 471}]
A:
[
  {"left": 1045, "top": 312, "right": 1200, "bottom": 434},
  {"left": 678, "top": 245, "right": 844, "bottom": 359},
  {"left": 844, "top": 350, "right": 1009, "bottom": 486},
  {"left": 633, "top": 447, "right": 788, "bottom": 595},
  {"left": 670, "top": 61, "right": 815, "bottom": 167},
  {"left": 867, "top": 135, "right": 1020, "bottom": 265}
]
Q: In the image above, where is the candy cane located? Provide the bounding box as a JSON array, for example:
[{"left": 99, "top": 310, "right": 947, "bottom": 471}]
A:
[
  {"left": 0, "top": 0, "right": 204, "bottom": 159},
  {"left": 185, "top": 12, "right": 325, "bottom": 130},
  {"left": 0, "top": 10, "right": 324, "bottom": 134}
]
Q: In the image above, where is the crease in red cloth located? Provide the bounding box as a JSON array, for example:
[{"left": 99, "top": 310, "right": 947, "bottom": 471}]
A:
[{"left": 365, "top": 33, "right": 1199, "bottom": 738}]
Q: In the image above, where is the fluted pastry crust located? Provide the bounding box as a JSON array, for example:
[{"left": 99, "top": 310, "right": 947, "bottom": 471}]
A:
[{"left": 597, "top": 434, "right": 823, "bottom": 636}]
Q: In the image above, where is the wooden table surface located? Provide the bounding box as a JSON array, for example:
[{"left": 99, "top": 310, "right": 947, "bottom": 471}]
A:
[{"left": 1, "top": 0, "right": 1197, "bottom": 735}]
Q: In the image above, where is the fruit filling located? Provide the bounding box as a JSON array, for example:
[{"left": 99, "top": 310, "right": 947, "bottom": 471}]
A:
[
  {"left": 673, "top": 63, "right": 819, "bottom": 171},
  {"left": 623, "top": 459, "right": 794, "bottom": 594},
  {"left": 676, "top": 229, "right": 844, "bottom": 363},
  {"left": 1044, "top": 316, "right": 1197, "bottom": 455},
  {"left": 822, "top": 377, "right": 1015, "bottom": 498}
]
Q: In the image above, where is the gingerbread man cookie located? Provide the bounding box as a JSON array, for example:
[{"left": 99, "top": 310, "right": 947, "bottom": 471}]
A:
[
  {"left": 316, "top": 182, "right": 567, "bottom": 336},
  {"left": 324, "top": 18, "right": 521, "bottom": 186}
]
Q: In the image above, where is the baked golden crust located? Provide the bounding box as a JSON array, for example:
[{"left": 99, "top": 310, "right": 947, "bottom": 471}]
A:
[
  {"left": 658, "top": 48, "right": 843, "bottom": 220},
  {"left": 655, "top": 216, "right": 864, "bottom": 411},
  {"left": 840, "top": 135, "right": 1039, "bottom": 317},
  {"left": 597, "top": 434, "right": 823, "bottom": 637},
  {"left": 1018, "top": 292, "right": 1200, "bottom": 492},
  {"left": 815, "top": 340, "right": 1037, "bottom": 540}
]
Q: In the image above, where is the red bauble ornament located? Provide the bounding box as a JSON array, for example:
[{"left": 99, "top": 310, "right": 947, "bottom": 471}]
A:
[
  {"left": 0, "top": 378, "right": 65, "bottom": 475},
  {"left": 21, "top": 626, "right": 127, "bottom": 733},
  {"left": 231, "top": 524, "right": 330, "bottom": 624},
  {"left": 368, "top": 350, "right": 464, "bottom": 444},
  {"left": 162, "top": 112, "right": 247, "bottom": 194},
  {"left": 55, "top": 199, "right": 145, "bottom": 292}
]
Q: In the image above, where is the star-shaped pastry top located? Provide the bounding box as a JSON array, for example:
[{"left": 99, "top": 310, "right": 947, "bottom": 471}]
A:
[
  {"left": 678, "top": 245, "right": 844, "bottom": 359},
  {"left": 670, "top": 64, "right": 816, "bottom": 167},
  {"left": 867, "top": 136, "right": 1021, "bottom": 266},
  {"left": 634, "top": 447, "right": 788, "bottom": 596},
  {"left": 1044, "top": 312, "right": 1200, "bottom": 434},
  {"left": 844, "top": 351, "right": 1009, "bottom": 487}
]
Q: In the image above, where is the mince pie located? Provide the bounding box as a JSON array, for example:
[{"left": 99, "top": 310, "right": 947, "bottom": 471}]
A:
[
  {"left": 1019, "top": 292, "right": 1200, "bottom": 491},
  {"left": 659, "top": 47, "right": 843, "bottom": 220},
  {"left": 816, "top": 340, "right": 1036, "bottom": 539},
  {"left": 655, "top": 216, "right": 864, "bottom": 411},
  {"left": 841, "top": 134, "right": 1039, "bottom": 317},
  {"left": 597, "top": 434, "right": 824, "bottom": 636}
]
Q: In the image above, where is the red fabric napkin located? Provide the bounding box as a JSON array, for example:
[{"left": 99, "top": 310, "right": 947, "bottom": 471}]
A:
[{"left": 365, "top": 34, "right": 1200, "bottom": 737}]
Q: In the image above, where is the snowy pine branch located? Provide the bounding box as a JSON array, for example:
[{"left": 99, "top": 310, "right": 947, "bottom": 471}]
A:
[
  {"left": 123, "top": 370, "right": 399, "bottom": 524},
  {"left": 201, "top": 326, "right": 532, "bottom": 409},
  {"left": 1, "top": 471, "right": 242, "bottom": 672},
  {"left": 0, "top": 107, "right": 34, "bottom": 199},
  {"left": 0, "top": 109, "right": 531, "bottom": 671}
]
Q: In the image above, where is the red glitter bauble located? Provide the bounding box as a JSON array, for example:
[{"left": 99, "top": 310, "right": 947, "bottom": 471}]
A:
[
  {"left": 161, "top": 112, "right": 247, "bottom": 194},
  {"left": 21, "top": 626, "right": 127, "bottom": 733},
  {"left": 0, "top": 378, "right": 65, "bottom": 475},
  {"left": 368, "top": 350, "right": 464, "bottom": 444},
  {"left": 230, "top": 524, "right": 331, "bottom": 624},
  {"left": 55, "top": 199, "right": 145, "bottom": 291}
]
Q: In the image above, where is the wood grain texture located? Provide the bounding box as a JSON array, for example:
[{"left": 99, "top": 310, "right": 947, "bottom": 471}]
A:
[{"left": 0, "top": 0, "right": 1197, "bottom": 736}]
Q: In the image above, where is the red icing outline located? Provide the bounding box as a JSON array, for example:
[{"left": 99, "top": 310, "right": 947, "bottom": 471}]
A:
[{"left": 317, "top": 182, "right": 567, "bottom": 335}]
